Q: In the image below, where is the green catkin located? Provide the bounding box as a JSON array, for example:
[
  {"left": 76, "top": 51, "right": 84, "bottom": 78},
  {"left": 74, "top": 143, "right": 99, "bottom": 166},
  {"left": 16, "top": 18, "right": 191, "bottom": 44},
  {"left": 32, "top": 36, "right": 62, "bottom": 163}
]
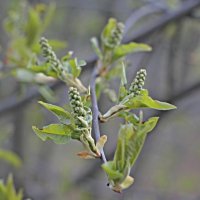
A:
[
  {"left": 106, "top": 22, "right": 124, "bottom": 48},
  {"left": 68, "top": 87, "right": 87, "bottom": 127},
  {"left": 39, "top": 37, "right": 62, "bottom": 73},
  {"left": 128, "top": 69, "right": 147, "bottom": 96}
]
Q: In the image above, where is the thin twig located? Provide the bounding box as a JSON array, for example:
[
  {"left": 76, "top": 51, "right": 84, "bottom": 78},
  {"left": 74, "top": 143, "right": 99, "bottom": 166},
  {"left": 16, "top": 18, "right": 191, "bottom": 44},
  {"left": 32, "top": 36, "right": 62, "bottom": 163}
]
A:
[{"left": 90, "top": 61, "right": 107, "bottom": 163}]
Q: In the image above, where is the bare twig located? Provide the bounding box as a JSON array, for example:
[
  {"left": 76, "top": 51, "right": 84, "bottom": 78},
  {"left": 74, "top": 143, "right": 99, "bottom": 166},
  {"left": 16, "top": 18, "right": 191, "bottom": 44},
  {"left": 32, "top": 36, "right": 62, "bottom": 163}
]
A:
[{"left": 90, "top": 61, "right": 107, "bottom": 163}]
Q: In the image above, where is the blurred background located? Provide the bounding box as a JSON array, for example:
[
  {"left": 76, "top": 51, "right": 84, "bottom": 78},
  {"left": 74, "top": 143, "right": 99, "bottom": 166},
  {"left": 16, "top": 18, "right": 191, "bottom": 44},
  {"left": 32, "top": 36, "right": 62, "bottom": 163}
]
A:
[{"left": 0, "top": 0, "right": 200, "bottom": 199}]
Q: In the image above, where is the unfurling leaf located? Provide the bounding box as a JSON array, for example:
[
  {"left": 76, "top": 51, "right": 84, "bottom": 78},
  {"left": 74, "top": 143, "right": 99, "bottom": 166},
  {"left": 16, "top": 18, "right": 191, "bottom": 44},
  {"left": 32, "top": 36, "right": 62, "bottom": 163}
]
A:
[
  {"left": 90, "top": 37, "right": 103, "bottom": 59},
  {"left": 101, "top": 18, "right": 124, "bottom": 49},
  {"left": 32, "top": 124, "right": 73, "bottom": 144},
  {"left": 96, "top": 135, "right": 107, "bottom": 152},
  {"left": 102, "top": 117, "right": 159, "bottom": 192}
]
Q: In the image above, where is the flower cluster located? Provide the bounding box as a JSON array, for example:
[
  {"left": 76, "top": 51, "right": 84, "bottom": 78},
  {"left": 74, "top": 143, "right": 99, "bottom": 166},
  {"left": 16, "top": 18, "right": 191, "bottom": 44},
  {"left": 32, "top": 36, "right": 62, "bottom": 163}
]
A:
[
  {"left": 69, "top": 87, "right": 87, "bottom": 127},
  {"left": 68, "top": 87, "right": 104, "bottom": 159},
  {"left": 128, "top": 69, "right": 147, "bottom": 96},
  {"left": 39, "top": 37, "right": 62, "bottom": 73},
  {"left": 105, "top": 22, "right": 124, "bottom": 48}
]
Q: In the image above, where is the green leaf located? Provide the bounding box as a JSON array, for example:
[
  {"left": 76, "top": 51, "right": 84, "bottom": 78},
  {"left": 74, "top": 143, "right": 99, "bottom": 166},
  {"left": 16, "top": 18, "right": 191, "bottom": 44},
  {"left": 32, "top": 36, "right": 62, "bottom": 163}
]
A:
[
  {"left": 121, "top": 90, "right": 176, "bottom": 110},
  {"left": 118, "top": 62, "right": 128, "bottom": 101},
  {"left": 38, "top": 101, "right": 71, "bottom": 124},
  {"left": 48, "top": 39, "right": 67, "bottom": 50},
  {"left": 113, "top": 42, "right": 152, "bottom": 61},
  {"left": 0, "top": 175, "right": 23, "bottom": 200},
  {"left": 28, "top": 63, "right": 49, "bottom": 73},
  {"left": 42, "top": 3, "right": 56, "bottom": 32},
  {"left": 128, "top": 117, "right": 159, "bottom": 166},
  {"left": 68, "top": 58, "right": 86, "bottom": 78},
  {"left": 121, "top": 62, "right": 127, "bottom": 85},
  {"left": 0, "top": 149, "right": 22, "bottom": 168},
  {"left": 113, "top": 124, "right": 135, "bottom": 171},
  {"left": 103, "top": 118, "right": 158, "bottom": 188},
  {"left": 101, "top": 18, "right": 117, "bottom": 47},
  {"left": 102, "top": 161, "right": 123, "bottom": 181},
  {"left": 25, "top": 7, "right": 41, "bottom": 46},
  {"left": 38, "top": 86, "right": 56, "bottom": 102},
  {"left": 32, "top": 124, "right": 73, "bottom": 144},
  {"left": 91, "top": 37, "right": 103, "bottom": 59}
]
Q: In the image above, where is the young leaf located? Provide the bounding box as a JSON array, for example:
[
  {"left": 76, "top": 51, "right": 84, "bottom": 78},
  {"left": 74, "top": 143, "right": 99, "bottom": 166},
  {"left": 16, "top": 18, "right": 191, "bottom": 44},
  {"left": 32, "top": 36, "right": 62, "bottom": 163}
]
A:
[
  {"left": 102, "top": 117, "right": 159, "bottom": 192},
  {"left": 128, "top": 117, "right": 159, "bottom": 166},
  {"left": 38, "top": 86, "right": 56, "bottom": 102},
  {"left": 32, "top": 124, "right": 73, "bottom": 144},
  {"left": 38, "top": 101, "right": 71, "bottom": 124},
  {"left": 102, "top": 161, "right": 123, "bottom": 180},
  {"left": 0, "top": 175, "right": 23, "bottom": 200},
  {"left": 25, "top": 7, "right": 41, "bottom": 46},
  {"left": 113, "top": 42, "right": 152, "bottom": 61},
  {"left": 90, "top": 37, "right": 103, "bottom": 59},
  {"left": 69, "top": 58, "right": 81, "bottom": 78},
  {"left": 120, "top": 176, "right": 134, "bottom": 190},
  {"left": 0, "top": 149, "right": 22, "bottom": 168},
  {"left": 101, "top": 18, "right": 117, "bottom": 47},
  {"left": 121, "top": 90, "right": 176, "bottom": 110},
  {"left": 42, "top": 3, "right": 56, "bottom": 32},
  {"left": 118, "top": 62, "right": 128, "bottom": 101}
]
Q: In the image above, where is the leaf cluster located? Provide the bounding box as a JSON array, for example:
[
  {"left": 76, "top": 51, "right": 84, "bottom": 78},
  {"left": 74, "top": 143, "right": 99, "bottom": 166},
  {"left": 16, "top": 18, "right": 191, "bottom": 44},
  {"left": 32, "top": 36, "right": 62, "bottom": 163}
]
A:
[
  {"left": 32, "top": 18, "right": 176, "bottom": 192},
  {"left": 3, "top": 1, "right": 66, "bottom": 101}
]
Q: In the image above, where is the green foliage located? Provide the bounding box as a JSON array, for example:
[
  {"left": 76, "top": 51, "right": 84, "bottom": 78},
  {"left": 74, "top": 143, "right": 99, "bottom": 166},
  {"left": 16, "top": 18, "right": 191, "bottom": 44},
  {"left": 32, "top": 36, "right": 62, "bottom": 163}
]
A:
[
  {"left": 33, "top": 87, "right": 106, "bottom": 158},
  {"left": 32, "top": 124, "right": 73, "bottom": 144},
  {"left": 121, "top": 89, "right": 176, "bottom": 110},
  {"left": 38, "top": 37, "right": 87, "bottom": 93},
  {"left": 102, "top": 117, "right": 159, "bottom": 192},
  {"left": 32, "top": 17, "right": 176, "bottom": 193},
  {"left": 100, "top": 69, "right": 176, "bottom": 122},
  {"left": 38, "top": 101, "right": 71, "bottom": 124},
  {"left": 91, "top": 18, "right": 151, "bottom": 67},
  {"left": 0, "top": 149, "right": 22, "bottom": 168},
  {"left": 112, "top": 42, "right": 152, "bottom": 61},
  {"left": 3, "top": 1, "right": 66, "bottom": 101},
  {"left": 0, "top": 175, "right": 24, "bottom": 200}
]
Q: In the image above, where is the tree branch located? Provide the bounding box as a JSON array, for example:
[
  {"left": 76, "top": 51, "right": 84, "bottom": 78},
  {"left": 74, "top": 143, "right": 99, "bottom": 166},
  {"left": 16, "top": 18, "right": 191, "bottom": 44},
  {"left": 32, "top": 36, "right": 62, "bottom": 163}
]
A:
[{"left": 90, "top": 61, "right": 107, "bottom": 163}]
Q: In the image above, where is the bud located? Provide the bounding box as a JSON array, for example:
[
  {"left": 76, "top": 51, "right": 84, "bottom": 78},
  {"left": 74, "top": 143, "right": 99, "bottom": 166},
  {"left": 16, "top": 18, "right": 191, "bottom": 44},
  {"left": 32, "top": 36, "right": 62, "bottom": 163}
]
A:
[
  {"left": 105, "top": 22, "right": 124, "bottom": 48},
  {"left": 128, "top": 69, "right": 147, "bottom": 96}
]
